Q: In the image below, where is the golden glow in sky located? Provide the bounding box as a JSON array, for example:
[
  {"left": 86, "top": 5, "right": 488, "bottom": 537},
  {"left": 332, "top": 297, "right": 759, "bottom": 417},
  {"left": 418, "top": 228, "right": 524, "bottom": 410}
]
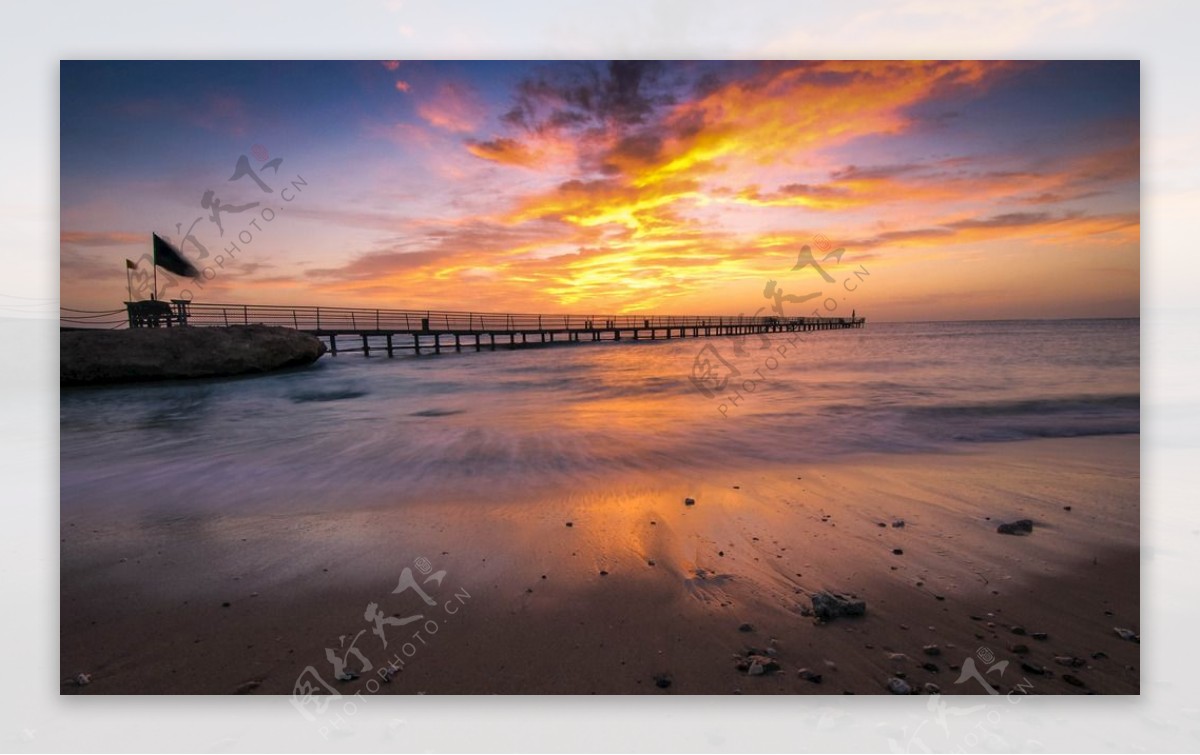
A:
[{"left": 60, "top": 60, "right": 1139, "bottom": 320}]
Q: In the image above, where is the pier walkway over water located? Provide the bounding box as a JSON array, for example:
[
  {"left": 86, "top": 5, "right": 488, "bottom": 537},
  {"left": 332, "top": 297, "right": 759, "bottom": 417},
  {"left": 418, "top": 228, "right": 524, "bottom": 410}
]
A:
[{"left": 62, "top": 301, "right": 866, "bottom": 357}]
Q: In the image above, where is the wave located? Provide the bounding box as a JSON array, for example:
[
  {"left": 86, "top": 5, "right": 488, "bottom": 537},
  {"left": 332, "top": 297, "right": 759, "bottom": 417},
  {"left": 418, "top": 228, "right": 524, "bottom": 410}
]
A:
[{"left": 898, "top": 393, "right": 1139, "bottom": 442}]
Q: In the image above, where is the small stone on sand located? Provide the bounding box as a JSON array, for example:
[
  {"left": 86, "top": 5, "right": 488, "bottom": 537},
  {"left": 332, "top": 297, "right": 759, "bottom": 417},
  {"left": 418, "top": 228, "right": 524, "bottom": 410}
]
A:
[
  {"left": 1113, "top": 627, "right": 1140, "bottom": 643},
  {"left": 810, "top": 591, "right": 867, "bottom": 621},
  {"left": 887, "top": 677, "right": 912, "bottom": 695},
  {"left": 1020, "top": 662, "right": 1047, "bottom": 676},
  {"left": 1054, "top": 656, "right": 1086, "bottom": 667},
  {"left": 996, "top": 519, "right": 1034, "bottom": 535}
]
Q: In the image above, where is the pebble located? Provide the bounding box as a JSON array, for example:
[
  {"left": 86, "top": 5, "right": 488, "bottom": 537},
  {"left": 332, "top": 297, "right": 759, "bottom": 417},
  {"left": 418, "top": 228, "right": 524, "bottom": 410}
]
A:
[
  {"left": 798, "top": 668, "right": 823, "bottom": 684},
  {"left": 1011, "top": 626, "right": 1027, "bottom": 636},
  {"left": 1031, "top": 632, "right": 1049, "bottom": 641},
  {"left": 684, "top": 498, "right": 696, "bottom": 506},
  {"left": 738, "top": 623, "right": 754, "bottom": 633},
  {"left": 565, "top": 521, "right": 573, "bottom": 527},
  {"left": 923, "top": 682, "right": 941, "bottom": 694},
  {"left": 887, "top": 677, "right": 912, "bottom": 695},
  {"left": 653, "top": 674, "right": 672, "bottom": 689},
  {"left": 922, "top": 645, "right": 940, "bottom": 656},
  {"left": 1054, "top": 656, "right": 1086, "bottom": 668},
  {"left": 892, "top": 548, "right": 904, "bottom": 555},
  {"left": 1009, "top": 643, "right": 1030, "bottom": 654},
  {"left": 1063, "top": 674, "right": 1084, "bottom": 687},
  {"left": 599, "top": 570, "right": 609, "bottom": 576},
  {"left": 221, "top": 602, "right": 231, "bottom": 608},
  {"left": 736, "top": 653, "right": 780, "bottom": 675},
  {"left": 810, "top": 591, "right": 867, "bottom": 621},
  {"left": 1113, "top": 627, "right": 1140, "bottom": 643},
  {"left": 235, "top": 680, "right": 261, "bottom": 694},
  {"left": 1091, "top": 651, "right": 1108, "bottom": 660},
  {"left": 921, "top": 662, "right": 940, "bottom": 673},
  {"left": 73, "top": 672, "right": 91, "bottom": 687},
  {"left": 892, "top": 519, "right": 906, "bottom": 528},
  {"left": 1020, "top": 662, "right": 1047, "bottom": 676},
  {"left": 996, "top": 519, "right": 1034, "bottom": 535}
]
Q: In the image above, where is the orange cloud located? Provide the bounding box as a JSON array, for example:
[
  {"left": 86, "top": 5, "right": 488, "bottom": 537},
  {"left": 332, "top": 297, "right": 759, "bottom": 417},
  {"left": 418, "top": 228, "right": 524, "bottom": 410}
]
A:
[{"left": 61, "top": 231, "right": 145, "bottom": 246}]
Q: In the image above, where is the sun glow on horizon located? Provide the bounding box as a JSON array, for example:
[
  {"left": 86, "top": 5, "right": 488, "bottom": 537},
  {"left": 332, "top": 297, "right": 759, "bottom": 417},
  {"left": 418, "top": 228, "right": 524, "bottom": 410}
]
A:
[{"left": 60, "top": 60, "right": 1139, "bottom": 321}]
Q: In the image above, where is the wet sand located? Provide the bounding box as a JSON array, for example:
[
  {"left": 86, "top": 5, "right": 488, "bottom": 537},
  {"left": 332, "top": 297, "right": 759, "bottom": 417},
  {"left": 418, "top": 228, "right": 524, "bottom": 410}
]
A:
[{"left": 60, "top": 435, "right": 1139, "bottom": 695}]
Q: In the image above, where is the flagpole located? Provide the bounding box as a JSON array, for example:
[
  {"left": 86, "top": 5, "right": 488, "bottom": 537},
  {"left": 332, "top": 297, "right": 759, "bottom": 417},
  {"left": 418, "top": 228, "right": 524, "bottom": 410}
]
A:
[{"left": 126, "top": 264, "right": 133, "bottom": 302}]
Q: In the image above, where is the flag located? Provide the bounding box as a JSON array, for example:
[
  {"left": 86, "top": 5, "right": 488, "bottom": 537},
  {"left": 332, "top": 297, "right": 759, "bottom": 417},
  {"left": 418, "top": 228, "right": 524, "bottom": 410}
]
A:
[
  {"left": 125, "top": 258, "right": 136, "bottom": 270},
  {"left": 152, "top": 233, "right": 200, "bottom": 278}
]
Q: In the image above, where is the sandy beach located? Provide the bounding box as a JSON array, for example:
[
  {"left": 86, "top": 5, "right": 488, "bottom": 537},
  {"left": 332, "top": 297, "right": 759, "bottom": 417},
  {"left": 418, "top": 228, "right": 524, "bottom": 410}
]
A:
[{"left": 60, "top": 434, "right": 1139, "bottom": 696}]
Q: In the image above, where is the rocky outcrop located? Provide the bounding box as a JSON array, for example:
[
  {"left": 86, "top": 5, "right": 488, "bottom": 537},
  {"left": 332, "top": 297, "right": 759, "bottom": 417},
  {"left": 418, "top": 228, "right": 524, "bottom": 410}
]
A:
[{"left": 61, "top": 325, "right": 327, "bottom": 386}]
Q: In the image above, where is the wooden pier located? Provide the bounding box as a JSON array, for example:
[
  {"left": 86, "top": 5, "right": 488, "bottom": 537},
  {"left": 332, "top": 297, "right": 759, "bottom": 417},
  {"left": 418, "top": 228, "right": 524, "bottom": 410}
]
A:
[{"left": 70, "top": 301, "right": 865, "bottom": 356}]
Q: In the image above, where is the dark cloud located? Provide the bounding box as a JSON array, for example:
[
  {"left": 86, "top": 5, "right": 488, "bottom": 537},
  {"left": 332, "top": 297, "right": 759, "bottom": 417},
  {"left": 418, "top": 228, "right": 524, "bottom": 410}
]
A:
[
  {"left": 502, "top": 61, "right": 676, "bottom": 134},
  {"left": 946, "top": 212, "right": 1055, "bottom": 229}
]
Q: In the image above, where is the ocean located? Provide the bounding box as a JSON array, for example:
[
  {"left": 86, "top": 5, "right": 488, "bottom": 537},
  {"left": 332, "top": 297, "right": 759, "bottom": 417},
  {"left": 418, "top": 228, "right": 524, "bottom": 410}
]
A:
[{"left": 60, "top": 319, "right": 1139, "bottom": 514}]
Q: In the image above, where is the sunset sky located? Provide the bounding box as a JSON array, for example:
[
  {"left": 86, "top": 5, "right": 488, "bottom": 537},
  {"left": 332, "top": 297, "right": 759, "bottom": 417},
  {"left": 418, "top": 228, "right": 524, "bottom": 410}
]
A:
[{"left": 60, "top": 60, "right": 1139, "bottom": 320}]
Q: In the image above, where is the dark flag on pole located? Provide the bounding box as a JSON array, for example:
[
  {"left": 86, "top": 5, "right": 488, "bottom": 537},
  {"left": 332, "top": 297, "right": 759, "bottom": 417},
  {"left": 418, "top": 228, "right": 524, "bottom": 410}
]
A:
[{"left": 152, "top": 233, "right": 201, "bottom": 278}]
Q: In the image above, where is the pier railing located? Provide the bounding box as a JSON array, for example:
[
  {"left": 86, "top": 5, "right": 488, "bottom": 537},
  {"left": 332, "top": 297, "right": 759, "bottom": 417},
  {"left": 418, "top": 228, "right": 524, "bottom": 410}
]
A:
[{"left": 63, "top": 301, "right": 861, "bottom": 332}]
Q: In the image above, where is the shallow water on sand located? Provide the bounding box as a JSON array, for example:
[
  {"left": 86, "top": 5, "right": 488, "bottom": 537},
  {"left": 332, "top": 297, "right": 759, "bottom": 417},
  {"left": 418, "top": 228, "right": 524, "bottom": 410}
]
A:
[{"left": 60, "top": 319, "right": 1138, "bottom": 514}]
